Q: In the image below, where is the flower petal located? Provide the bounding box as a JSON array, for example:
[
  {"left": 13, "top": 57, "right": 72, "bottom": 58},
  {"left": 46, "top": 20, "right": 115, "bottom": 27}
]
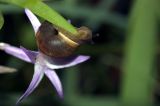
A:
[
  {"left": 0, "top": 65, "right": 17, "bottom": 74},
  {"left": 45, "top": 55, "right": 90, "bottom": 69},
  {"left": 45, "top": 69, "right": 63, "bottom": 98},
  {"left": 16, "top": 63, "right": 45, "bottom": 105},
  {"left": 0, "top": 43, "right": 35, "bottom": 63},
  {"left": 25, "top": 8, "right": 41, "bottom": 33},
  {"left": 20, "top": 46, "right": 38, "bottom": 63}
]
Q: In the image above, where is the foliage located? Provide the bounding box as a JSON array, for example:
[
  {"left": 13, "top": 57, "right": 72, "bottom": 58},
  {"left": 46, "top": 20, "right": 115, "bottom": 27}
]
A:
[
  {"left": 0, "top": 0, "right": 77, "bottom": 34},
  {"left": 0, "top": 11, "right": 4, "bottom": 30}
]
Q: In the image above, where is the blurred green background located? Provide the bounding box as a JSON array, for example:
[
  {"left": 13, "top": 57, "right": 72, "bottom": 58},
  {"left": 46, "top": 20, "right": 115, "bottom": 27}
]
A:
[{"left": 0, "top": 0, "right": 159, "bottom": 106}]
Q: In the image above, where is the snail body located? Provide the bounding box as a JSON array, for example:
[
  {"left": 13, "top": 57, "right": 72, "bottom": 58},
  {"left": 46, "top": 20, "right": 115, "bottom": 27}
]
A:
[{"left": 36, "top": 21, "right": 92, "bottom": 57}]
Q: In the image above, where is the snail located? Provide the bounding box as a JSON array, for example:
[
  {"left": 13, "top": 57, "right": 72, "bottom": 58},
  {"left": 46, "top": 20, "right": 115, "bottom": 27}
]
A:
[{"left": 36, "top": 21, "right": 92, "bottom": 57}]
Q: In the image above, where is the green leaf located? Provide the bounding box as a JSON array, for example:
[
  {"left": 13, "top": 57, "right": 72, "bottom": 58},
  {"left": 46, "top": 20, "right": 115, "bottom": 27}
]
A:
[
  {"left": 0, "top": 11, "right": 4, "bottom": 30},
  {"left": 0, "top": 0, "right": 78, "bottom": 34},
  {"left": 121, "top": 0, "right": 158, "bottom": 105}
]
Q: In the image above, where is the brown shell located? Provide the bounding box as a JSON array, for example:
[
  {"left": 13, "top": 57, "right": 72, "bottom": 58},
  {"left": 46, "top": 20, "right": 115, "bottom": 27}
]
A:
[{"left": 36, "top": 21, "right": 92, "bottom": 57}]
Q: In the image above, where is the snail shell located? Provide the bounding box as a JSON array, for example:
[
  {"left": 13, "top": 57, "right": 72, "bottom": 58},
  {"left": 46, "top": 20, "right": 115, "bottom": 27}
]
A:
[{"left": 36, "top": 21, "right": 92, "bottom": 57}]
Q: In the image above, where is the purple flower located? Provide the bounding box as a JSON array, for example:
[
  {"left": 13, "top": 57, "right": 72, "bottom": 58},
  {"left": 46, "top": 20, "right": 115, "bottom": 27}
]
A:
[{"left": 0, "top": 9, "right": 90, "bottom": 105}]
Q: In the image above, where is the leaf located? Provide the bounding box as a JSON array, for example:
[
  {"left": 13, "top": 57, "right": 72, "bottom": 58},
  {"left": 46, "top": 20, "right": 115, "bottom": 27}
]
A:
[
  {"left": 0, "top": 0, "right": 78, "bottom": 35},
  {"left": 0, "top": 11, "right": 4, "bottom": 30},
  {"left": 121, "top": 0, "right": 158, "bottom": 105}
]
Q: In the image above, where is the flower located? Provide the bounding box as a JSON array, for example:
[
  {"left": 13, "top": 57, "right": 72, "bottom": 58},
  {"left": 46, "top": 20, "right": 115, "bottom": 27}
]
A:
[
  {"left": 0, "top": 65, "right": 17, "bottom": 74},
  {"left": 0, "top": 9, "right": 90, "bottom": 105}
]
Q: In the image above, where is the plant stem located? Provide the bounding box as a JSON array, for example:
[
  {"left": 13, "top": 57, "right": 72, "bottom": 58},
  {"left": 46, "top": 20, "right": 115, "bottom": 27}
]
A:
[{"left": 121, "top": 0, "right": 158, "bottom": 105}]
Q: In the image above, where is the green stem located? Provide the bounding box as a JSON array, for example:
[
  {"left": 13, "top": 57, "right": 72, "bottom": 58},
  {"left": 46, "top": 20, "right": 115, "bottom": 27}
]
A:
[
  {"left": 0, "top": 11, "right": 4, "bottom": 30},
  {"left": 0, "top": 0, "right": 78, "bottom": 34},
  {"left": 121, "top": 0, "right": 157, "bottom": 105}
]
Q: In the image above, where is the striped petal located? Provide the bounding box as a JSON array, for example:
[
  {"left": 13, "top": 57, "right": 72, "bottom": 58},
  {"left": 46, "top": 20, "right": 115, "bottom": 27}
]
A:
[
  {"left": 0, "top": 43, "right": 36, "bottom": 63},
  {"left": 16, "top": 62, "right": 45, "bottom": 105},
  {"left": 25, "top": 8, "right": 41, "bottom": 33},
  {"left": 45, "top": 69, "right": 63, "bottom": 98},
  {"left": 20, "top": 46, "right": 38, "bottom": 63},
  {"left": 45, "top": 55, "right": 90, "bottom": 69}
]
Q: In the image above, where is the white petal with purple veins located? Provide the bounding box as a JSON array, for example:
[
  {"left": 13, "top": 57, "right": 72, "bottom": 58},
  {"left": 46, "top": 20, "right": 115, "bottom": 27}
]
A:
[
  {"left": 20, "top": 46, "right": 38, "bottom": 63},
  {"left": 45, "top": 69, "right": 63, "bottom": 98},
  {"left": 25, "top": 8, "right": 41, "bottom": 33},
  {"left": 45, "top": 55, "right": 90, "bottom": 69},
  {"left": 0, "top": 43, "right": 33, "bottom": 63},
  {"left": 16, "top": 63, "right": 45, "bottom": 105}
]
